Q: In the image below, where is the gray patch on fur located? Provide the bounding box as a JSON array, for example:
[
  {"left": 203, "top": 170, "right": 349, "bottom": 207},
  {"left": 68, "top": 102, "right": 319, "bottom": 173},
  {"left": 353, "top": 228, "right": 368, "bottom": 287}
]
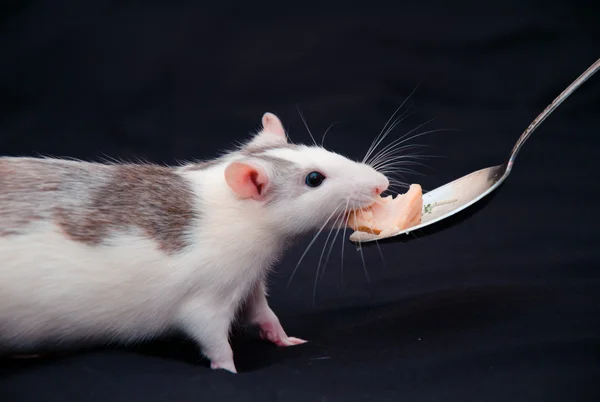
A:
[
  {"left": 242, "top": 142, "right": 299, "bottom": 156},
  {"left": 252, "top": 154, "right": 297, "bottom": 178},
  {"left": 176, "top": 140, "right": 306, "bottom": 204},
  {"left": 182, "top": 141, "right": 298, "bottom": 172},
  {"left": 247, "top": 154, "right": 305, "bottom": 204},
  {"left": 181, "top": 158, "right": 224, "bottom": 171},
  {"left": 0, "top": 158, "right": 111, "bottom": 238},
  {"left": 0, "top": 157, "right": 197, "bottom": 254}
]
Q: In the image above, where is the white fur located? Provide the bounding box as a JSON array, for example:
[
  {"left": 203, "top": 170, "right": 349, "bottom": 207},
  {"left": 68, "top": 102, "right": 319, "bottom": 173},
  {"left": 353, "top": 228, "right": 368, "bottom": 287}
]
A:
[
  {"left": 258, "top": 145, "right": 389, "bottom": 234},
  {"left": 0, "top": 164, "right": 282, "bottom": 370},
  {"left": 0, "top": 113, "right": 389, "bottom": 373}
]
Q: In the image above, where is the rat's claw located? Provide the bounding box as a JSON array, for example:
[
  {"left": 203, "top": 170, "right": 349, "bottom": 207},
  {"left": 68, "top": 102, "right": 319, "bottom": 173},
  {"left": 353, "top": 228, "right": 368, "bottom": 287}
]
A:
[
  {"left": 285, "top": 337, "right": 308, "bottom": 346},
  {"left": 210, "top": 359, "right": 237, "bottom": 373},
  {"left": 259, "top": 324, "right": 308, "bottom": 347}
]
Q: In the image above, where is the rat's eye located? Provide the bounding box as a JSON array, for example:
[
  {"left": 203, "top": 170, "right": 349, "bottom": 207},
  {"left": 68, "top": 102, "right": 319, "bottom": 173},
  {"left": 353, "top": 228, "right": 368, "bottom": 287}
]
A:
[{"left": 305, "top": 171, "right": 326, "bottom": 187}]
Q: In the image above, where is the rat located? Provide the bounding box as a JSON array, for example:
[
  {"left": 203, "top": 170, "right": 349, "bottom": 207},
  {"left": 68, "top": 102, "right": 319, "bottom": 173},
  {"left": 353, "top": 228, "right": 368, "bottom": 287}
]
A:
[{"left": 0, "top": 112, "right": 389, "bottom": 373}]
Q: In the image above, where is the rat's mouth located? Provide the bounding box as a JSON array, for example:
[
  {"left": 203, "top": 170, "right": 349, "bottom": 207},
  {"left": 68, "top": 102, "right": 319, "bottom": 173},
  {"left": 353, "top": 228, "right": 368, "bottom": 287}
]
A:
[
  {"left": 346, "top": 184, "right": 424, "bottom": 236},
  {"left": 347, "top": 196, "right": 379, "bottom": 212},
  {"left": 332, "top": 194, "right": 382, "bottom": 230},
  {"left": 340, "top": 199, "right": 377, "bottom": 225}
]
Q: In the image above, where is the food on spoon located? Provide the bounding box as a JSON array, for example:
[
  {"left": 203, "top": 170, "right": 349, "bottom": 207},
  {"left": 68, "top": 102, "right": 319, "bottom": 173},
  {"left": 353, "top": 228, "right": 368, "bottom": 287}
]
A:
[{"left": 347, "top": 184, "right": 423, "bottom": 237}]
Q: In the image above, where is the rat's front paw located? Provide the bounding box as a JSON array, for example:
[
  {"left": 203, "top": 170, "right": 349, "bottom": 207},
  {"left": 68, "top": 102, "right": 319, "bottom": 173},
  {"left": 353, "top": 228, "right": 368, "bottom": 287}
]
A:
[{"left": 258, "top": 320, "right": 308, "bottom": 347}]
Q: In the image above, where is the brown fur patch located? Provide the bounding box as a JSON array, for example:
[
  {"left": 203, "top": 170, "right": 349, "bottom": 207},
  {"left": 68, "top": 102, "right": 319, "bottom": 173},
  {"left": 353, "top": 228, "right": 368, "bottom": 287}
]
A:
[
  {"left": 0, "top": 158, "right": 197, "bottom": 254},
  {"left": 0, "top": 158, "right": 68, "bottom": 237},
  {"left": 183, "top": 143, "right": 298, "bottom": 171},
  {"left": 242, "top": 142, "right": 298, "bottom": 156},
  {"left": 55, "top": 165, "right": 197, "bottom": 253},
  {"left": 183, "top": 159, "right": 223, "bottom": 171}
]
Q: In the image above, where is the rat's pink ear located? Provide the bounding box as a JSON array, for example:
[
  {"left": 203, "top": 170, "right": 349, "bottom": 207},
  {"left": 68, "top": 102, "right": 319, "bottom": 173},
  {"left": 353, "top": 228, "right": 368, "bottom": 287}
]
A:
[
  {"left": 246, "top": 113, "right": 288, "bottom": 148},
  {"left": 261, "top": 112, "right": 286, "bottom": 139},
  {"left": 224, "top": 161, "right": 270, "bottom": 200}
]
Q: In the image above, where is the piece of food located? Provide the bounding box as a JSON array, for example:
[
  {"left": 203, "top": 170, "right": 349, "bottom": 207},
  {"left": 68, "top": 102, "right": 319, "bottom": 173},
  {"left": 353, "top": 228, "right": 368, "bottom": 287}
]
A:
[{"left": 347, "top": 184, "right": 423, "bottom": 236}]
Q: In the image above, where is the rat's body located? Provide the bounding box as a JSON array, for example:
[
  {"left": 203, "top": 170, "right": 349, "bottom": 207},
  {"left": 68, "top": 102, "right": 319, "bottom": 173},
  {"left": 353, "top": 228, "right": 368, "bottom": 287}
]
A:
[{"left": 0, "top": 113, "right": 388, "bottom": 373}]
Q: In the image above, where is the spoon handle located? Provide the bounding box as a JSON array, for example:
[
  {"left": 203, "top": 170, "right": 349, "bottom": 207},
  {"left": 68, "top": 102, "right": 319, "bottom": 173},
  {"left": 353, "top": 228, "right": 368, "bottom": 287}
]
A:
[{"left": 507, "top": 58, "right": 600, "bottom": 171}]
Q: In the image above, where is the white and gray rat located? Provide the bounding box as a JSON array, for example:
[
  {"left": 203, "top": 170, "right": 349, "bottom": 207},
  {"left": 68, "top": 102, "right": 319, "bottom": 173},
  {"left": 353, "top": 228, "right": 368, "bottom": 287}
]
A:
[{"left": 0, "top": 112, "right": 389, "bottom": 373}]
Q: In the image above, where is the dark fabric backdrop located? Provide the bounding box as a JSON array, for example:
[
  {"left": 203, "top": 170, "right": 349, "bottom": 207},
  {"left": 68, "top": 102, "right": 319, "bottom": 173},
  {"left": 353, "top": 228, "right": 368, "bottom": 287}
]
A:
[{"left": 1, "top": 1, "right": 599, "bottom": 401}]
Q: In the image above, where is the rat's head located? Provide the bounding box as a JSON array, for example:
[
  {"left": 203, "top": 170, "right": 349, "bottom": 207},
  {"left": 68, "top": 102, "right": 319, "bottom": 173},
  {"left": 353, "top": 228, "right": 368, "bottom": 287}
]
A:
[{"left": 224, "top": 113, "right": 389, "bottom": 235}]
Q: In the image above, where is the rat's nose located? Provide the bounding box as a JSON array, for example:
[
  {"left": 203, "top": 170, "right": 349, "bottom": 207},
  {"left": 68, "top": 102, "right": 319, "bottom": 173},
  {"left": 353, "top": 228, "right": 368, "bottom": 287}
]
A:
[
  {"left": 373, "top": 177, "right": 389, "bottom": 195},
  {"left": 373, "top": 185, "right": 387, "bottom": 195}
]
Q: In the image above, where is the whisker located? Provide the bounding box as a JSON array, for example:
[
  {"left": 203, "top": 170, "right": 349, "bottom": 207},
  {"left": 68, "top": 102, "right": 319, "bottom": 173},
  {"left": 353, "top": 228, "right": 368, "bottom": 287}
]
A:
[
  {"left": 382, "top": 167, "right": 425, "bottom": 175},
  {"left": 377, "top": 166, "right": 431, "bottom": 177},
  {"left": 361, "top": 199, "right": 386, "bottom": 269},
  {"left": 296, "top": 104, "right": 318, "bottom": 146},
  {"left": 387, "top": 180, "right": 410, "bottom": 188},
  {"left": 286, "top": 203, "right": 344, "bottom": 289},
  {"left": 386, "top": 171, "right": 414, "bottom": 179},
  {"left": 387, "top": 186, "right": 409, "bottom": 193},
  {"left": 313, "top": 209, "right": 347, "bottom": 305},
  {"left": 362, "top": 84, "right": 421, "bottom": 164},
  {"left": 370, "top": 146, "right": 438, "bottom": 168},
  {"left": 378, "top": 155, "right": 442, "bottom": 165},
  {"left": 357, "top": 205, "right": 370, "bottom": 283},
  {"left": 352, "top": 195, "right": 386, "bottom": 207},
  {"left": 363, "top": 109, "right": 414, "bottom": 164},
  {"left": 366, "top": 119, "right": 436, "bottom": 166},
  {"left": 340, "top": 199, "right": 351, "bottom": 286},
  {"left": 324, "top": 199, "right": 349, "bottom": 280},
  {"left": 368, "top": 144, "right": 429, "bottom": 167},
  {"left": 368, "top": 127, "right": 458, "bottom": 167},
  {"left": 373, "top": 155, "right": 435, "bottom": 171},
  {"left": 378, "top": 161, "right": 431, "bottom": 171},
  {"left": 369, "top": 110, "right": 417, "bottom": 159},
  {"left": 376, "top": 163, "right": 432, "bottom": 175},
  {"left": 321, "top": 121, "right": 339, "bottom": 147},
  {"left": 313, "top": 210, "right": 345, "bottom": 303},
  {"left": 387, "top": 177, "right": 412, "bottom": 186},
  {"left": 374, "top": 238, "right": 386, "bottom": 269},
  {"left": 385, "top": 176, "right": 432, "bottom": 193},
  {"left": 362, "top": 108, "right": 405, "bottom": 164},
  {"left": 387, "top": 183, "right": 410, "bottom": 191},
  {"left": 378, "top": 168, "right": 425, "bottom": 177}
]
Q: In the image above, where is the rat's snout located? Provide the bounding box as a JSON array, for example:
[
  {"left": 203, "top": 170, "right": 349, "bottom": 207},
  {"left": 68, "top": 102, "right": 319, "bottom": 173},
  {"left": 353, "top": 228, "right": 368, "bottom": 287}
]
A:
[
  {"left": 355, "top": 163, "right": 390, "bottom": 200},
  {"left": 373, "top": 185, "right": 386, "bottom": 195},
  {"left": 372, "top": 174, "right": 390, "bottom": 195}
]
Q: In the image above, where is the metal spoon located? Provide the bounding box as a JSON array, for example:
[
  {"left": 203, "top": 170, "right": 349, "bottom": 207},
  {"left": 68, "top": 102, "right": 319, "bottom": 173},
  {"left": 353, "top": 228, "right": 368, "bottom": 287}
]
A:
[{"left": 350, "top": 57, "right": 600, "bottom": 244}]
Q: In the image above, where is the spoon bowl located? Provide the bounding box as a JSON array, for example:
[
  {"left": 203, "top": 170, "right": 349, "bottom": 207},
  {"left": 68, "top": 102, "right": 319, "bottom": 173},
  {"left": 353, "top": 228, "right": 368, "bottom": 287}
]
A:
[{"left": 350, "top": 57, "right": 600, "bottom": 244}]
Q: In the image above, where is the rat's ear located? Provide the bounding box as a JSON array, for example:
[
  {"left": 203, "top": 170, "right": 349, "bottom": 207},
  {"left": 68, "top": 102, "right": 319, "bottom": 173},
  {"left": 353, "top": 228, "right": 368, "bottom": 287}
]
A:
[
  {"left": 246, "top": 113, "right": 288, "bottom": 148},
  {"left": 224, "top": 161, "right": 270, "bottom": 200},
  {"left": 261, "top": 112, "right": 286, "bottom": 139}
]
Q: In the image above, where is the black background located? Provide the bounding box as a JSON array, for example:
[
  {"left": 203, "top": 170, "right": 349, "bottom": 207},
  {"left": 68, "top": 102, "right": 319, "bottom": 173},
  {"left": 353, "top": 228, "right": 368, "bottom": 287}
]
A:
[{"left": 1, "top": 1, "right": 600, "bottom": 401}]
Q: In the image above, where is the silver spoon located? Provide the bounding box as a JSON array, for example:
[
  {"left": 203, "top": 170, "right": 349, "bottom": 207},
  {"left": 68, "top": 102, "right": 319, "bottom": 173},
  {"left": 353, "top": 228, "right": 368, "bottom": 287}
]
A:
[{"left": 350, "top": 57, "right": 600, "bottom": 244}]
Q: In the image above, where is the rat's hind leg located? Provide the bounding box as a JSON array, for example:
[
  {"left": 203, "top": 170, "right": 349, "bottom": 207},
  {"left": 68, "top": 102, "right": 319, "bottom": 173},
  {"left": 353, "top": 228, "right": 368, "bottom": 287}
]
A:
[
  {"left": 245, "top": 280, "right": 307, "bottom": 347},
  {"left": 176, "top": 298, "right": 237, "bottom": 373}
]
